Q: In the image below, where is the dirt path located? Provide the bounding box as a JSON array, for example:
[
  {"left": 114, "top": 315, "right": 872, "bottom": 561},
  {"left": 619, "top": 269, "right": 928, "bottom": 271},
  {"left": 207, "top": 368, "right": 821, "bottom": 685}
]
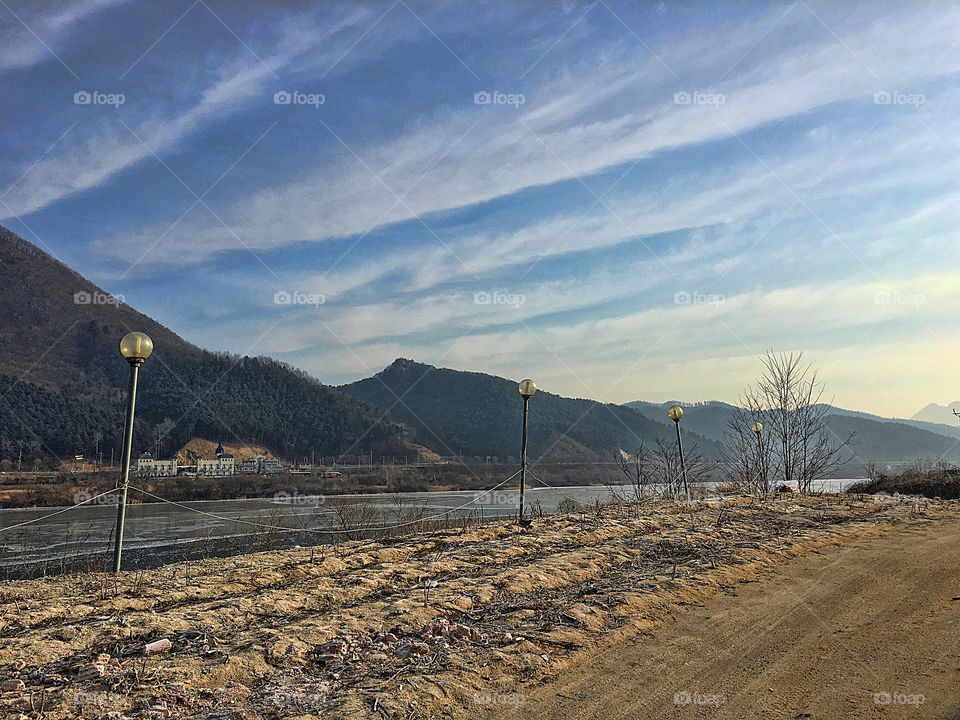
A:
[{"left": 508, "top": 517, "right": 960, "bottom": 720}]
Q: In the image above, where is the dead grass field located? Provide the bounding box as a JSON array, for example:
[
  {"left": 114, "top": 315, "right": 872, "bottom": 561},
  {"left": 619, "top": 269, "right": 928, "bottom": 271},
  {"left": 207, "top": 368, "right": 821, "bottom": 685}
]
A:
[{"left": 0, "top": 494, "right": 953, "bottom": 719}]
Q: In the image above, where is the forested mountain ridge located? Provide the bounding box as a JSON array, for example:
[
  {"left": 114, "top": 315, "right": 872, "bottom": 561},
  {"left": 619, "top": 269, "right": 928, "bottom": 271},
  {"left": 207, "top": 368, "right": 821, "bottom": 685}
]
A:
[
  {"left": 0, "top": 226, "right": 406, "bottom": 464},
  {"left": 340, "top": 358, "right": 725, "bottom": 461},
  {"left": 625, "top": 400, "right": 960, "bottom": 464}
]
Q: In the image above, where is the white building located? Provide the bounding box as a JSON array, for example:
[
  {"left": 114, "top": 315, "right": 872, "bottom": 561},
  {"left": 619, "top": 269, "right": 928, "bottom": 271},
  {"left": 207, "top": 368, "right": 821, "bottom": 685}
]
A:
[
  {"left": 197, "top": 443, "right": 235, "bottom": 476},
  {"left": 239, "top": 454, "right": 279, "bottom": 474},
  {"left": 136, "top": 452, "right": 177, "bottom": 477}
]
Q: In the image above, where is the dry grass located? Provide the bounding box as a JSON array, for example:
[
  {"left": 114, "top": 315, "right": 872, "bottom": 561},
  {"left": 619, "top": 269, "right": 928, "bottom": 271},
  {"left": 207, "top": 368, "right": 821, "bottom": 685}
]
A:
[{"left": 0, "top": 493, "right": 950, "bottom": 719}]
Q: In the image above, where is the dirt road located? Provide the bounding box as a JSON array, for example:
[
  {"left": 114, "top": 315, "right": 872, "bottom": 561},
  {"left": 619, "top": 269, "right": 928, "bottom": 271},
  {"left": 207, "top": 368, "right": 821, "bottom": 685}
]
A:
[{"left": 509, "top": 517, "right": 960, "bottom": 719}]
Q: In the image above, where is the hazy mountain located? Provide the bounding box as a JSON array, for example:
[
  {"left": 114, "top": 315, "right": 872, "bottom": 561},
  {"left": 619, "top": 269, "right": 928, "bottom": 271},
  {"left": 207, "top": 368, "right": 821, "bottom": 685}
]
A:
[
  {"left": 0, "top": 226, "right": 406, "bottom": 464},
  {"left": 912, "top": 402, "right": 960, "bottom": 427},
  {"left": 340, "top": 359, "right": 725, "bottom": 462},
  {"left": 624, "top": 400, "right": 960, "bottom": 464}
]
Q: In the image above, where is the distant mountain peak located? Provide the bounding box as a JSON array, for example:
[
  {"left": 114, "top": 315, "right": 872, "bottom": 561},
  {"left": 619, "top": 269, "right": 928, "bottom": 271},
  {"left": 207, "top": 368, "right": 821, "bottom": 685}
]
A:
[{"left": 912, "top": 402, "right": 960, "bottom": 425}]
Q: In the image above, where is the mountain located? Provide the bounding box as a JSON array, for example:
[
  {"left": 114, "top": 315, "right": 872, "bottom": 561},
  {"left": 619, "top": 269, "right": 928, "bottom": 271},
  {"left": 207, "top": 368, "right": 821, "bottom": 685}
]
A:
[
  {"left": 624, "top": 400, "right": 960, "bottom": 465},
  {"left": 340, "top": 359, "right": 724, "bottom": 462},
  {"left": 0, "top": 226, "right": 406, "bottom": 465},
  {"left": 912, "top": 402, "right": 960, "bottom": 427}
]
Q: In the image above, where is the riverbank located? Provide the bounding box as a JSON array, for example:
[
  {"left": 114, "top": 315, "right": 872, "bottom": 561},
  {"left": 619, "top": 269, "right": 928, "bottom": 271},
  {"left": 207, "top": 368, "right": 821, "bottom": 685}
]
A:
[
  {"left": 0, "top": 463, "right": 624, "bottom": 509},
  {"left": 848, "top": 465, "right": 960, "bottom": 499},
  {"left": 0, "top": 493, "right": 951, "bottom": 719}
]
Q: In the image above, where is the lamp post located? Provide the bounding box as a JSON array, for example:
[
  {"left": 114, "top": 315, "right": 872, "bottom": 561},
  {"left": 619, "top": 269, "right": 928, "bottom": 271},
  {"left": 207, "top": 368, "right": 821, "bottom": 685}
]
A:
[
  {"left": 668, "top": 405, "right": 689, "bottom": 501},
  {"left": 751, "top": 421, "right": 766, "bottom": 494},
  {"left": 517, "top": 379, "right": 537, "bottom": 523},
  {"left": 112, "top": 332, "right": 153, "bottom": 574}
]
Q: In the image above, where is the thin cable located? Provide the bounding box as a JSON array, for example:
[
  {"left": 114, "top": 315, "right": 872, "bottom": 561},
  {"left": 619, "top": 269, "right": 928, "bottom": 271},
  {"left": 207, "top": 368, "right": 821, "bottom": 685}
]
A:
[
  {"left": 527, "top": 469, "right": 605, "bottom": 506},
  {"left": 0, "top": 487, "right": 122, "bottom": 533},
  {"left": 128, "top": 471, "right": 522, "bottom": 536}
]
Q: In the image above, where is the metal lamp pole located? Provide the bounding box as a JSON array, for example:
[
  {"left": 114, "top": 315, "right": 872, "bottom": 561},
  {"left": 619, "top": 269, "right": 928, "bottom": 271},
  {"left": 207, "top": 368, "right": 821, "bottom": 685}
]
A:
[
  {"left": 113, "top": 332, "right": 153, "bottom": 574},
  {"left": 752, "top": 421, "right": 766, "bottom": 494},
  {"left": 517, "top": 379, "right": 537, "bottom": 523},
  {"left": 668, "top": 405, "right": 689, "bottom": 502}
]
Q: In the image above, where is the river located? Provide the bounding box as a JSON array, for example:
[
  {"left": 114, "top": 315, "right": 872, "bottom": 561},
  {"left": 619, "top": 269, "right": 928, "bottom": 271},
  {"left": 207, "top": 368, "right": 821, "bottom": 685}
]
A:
[{"left": 0, "top": 479, "right": 859, "bottom": 574}]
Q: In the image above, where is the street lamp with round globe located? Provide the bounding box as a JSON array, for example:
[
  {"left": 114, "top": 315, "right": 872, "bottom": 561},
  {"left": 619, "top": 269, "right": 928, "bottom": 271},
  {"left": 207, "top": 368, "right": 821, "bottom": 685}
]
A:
[
  {"left": 113, "top": 332, "right": 153, "bottom": 573},
  {"left": 517, "top": 379, "right": 537, "bottom": 524},
  {"left": 667, "top": 405, "right": 688, "bottom": 500},
  {"left": 119, "top": 331, "right": 153, "bottom": 363}
]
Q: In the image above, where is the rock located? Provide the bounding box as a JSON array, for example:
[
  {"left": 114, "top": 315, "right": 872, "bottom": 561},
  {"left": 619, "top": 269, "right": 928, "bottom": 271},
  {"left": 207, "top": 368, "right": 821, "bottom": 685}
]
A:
[
  {"left": 145, "top": 639, "right": 172, "bottom": 655},
  {"left": 450, "top": 624, "right": 471, "bottom": 640},
  {"left": 1, "top": 679, "right": 25, "bottom": 692},
  {"left": 383, "top": 633, "right": 398, "bottom": 644}
]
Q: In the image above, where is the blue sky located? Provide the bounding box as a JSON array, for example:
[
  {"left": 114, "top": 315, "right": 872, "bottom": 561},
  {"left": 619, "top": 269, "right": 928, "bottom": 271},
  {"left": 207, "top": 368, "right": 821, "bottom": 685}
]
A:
[{"left": 1, "top": 0, "right": 958, "bottom": 417}]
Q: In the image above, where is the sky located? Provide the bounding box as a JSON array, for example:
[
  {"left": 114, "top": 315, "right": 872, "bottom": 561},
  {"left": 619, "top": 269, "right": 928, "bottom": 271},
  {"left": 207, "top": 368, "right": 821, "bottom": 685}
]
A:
[{"left": 1, "top": 0, "right": 958, "bottom": 419}]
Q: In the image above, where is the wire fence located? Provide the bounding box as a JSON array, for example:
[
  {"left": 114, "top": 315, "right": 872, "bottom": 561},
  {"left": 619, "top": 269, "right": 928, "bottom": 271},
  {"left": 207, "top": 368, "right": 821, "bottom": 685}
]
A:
[{"left": 0, "top": 470, "right": 627, "bottom": 578}]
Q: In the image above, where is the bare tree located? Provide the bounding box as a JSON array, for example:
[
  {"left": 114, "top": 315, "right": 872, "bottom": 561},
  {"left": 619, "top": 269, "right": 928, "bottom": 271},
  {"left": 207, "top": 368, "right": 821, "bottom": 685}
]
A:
[
  {"left": 616, "top": 439, "right": 714, "bottom": 501},
  {"left": 721, "top": 400, "right": 769, "bottom": 494},
  {"left": 724, "top": 352, "right": 853, "bottom": 494}
]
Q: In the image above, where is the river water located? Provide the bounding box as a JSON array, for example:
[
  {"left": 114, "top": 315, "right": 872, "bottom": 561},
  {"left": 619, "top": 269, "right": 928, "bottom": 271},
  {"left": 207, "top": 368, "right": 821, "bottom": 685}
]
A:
[{"left": 0, "top": 479, "right": 859, "bottom": 573}]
